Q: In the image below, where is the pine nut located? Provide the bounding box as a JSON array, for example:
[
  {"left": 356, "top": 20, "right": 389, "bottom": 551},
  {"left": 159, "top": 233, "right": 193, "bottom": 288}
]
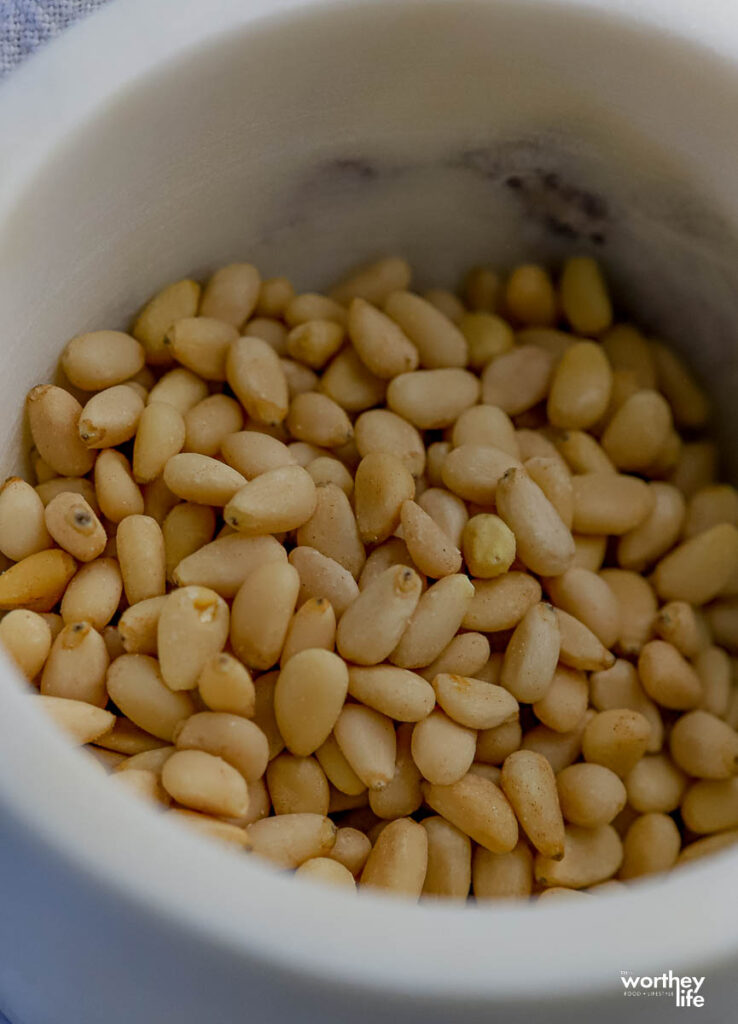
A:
[
  {"left": 620, "top": 813, "right": 681, "bottom": 879},
  {"left": 545, "top": 568, "right": 620, "bottom": 649},
  {"left": 289, "top": 546, "right": 359, "bottom": 618},
  {"left": 319, "top": 346, "right": 386, "bottom": 412},
  {"left": 400, "top": 500, "right": 462, "bottom": 578},
  {"left": 411, "top": 709, "right": 476, "bottom": 785},
  {"left": 638, "top": 640, "right": 702, "bottom": 710},
  {"left": 116, "top": 515, "right": 165, "bottom": 604},
  {"left": 360, "top": 818, "right": 428, "bottom": 899},
  {"left": 572, "top": 473, "right": 654, "bottom": 535},
  {"left": 651, "top": 340, "right": 710, "bottom": 428},
  {"left": 353, "top": 453, "right": 415, "bottom": 545},
  {"left": 0, "top": 548, "right": 77, "bottom": 612},
  {"left": 505, "top": 265, "right": 556, "bottom": 327},
  {"left": 473, "top": 842, "right": 533, "bottom": 901},
  {"left": 78, "top": 385, "right": 144, "bottom": 449},
  {"left": 132, "top": 402, "right": 185, "bottom": 484},
  {"left": 384, "top": 291, "right": 467, "bottom": 368},
  {"left": 230, "top": 561, "right": 299, "bottom": 670},
  {"left": 94, "top": 450, "right": 144, "bottom": 523},
  {"left": 422, "top": 772, "right": 518, "bottom": 853},
  {"left": 224, "top": 465, "right": 317, "bottom": 536},
  {"left": 62, "top": 330, "right": 145, "bottom": 390},
  {"left": 532, "top": 666, "right": 588, "bottom": 734},
  {"left": 346, "top": 298, "right": 419, "bottom": 379},
  {"left": 433, "top": 673, "right": 518, "bottom": 731},
  {"left": 582, "top": 709, "right": 651, "bottom": 777},
  {"left": 328, "top": 827, "right": 372, "bottom": 876},
  {"left": 496, "top": 467, "right": 575, "bottom": 577},
  {"left": 559, "top": 257, "right": 612, "bottom": 336},
  {"left": 354, "top": 408, "right": 425, "bottom": 477},
  {"left": 681, "top": 776, "right": 738, "bottom": 834},
  {"left": 296, "top": 483, "right": 365, "bottom": 578},
  {"left": 653, "top": 523, "right": 738, "bottom": 605},
  {"left": 500, "top": 603, "right": 560, "bottom": 703},
  {"left": 26, "top": 385, "right": 95, "bottom": 477},
  {"left": 221, "top": 431, "right": 296, "bottom": 479},
  {"left": 251, "top": 670, "right": 284, "bottom": 760},
  {"left": 422, "top": 816, "right": 472, "bottom": 899},
  {"left": 598, "top": 569, "right": 657, "bottom": 656},
  {"left": 476, "top": 718, "right": 522, "bottom": 765},
  {"left": 369, "top": 724, "right": 423, "bottom": 819},
  {"left": 462, "top": 572, "right": 542, "bottom": 632},
  {"left": 162, "top": 749, "right": 248, "bottom": 818},
  {"left": 617, "top": 482, "right": 685, "bottom": 571},
  {"left": 554, "top": 429, "right": 615, "bottom": 475},
  {"left": 589, "top": 659, "right": 662, "bottom": 753},
  {"left": 36, "top": 694, "right": 115, "bottom": 744},
  {"left": 669, "top": 710, "right": 738, "bottom": 779},
  {"left": 557, "top": 763, "right": 627, "bottom": 827},
  {"left": 625, "top": 754, "right": 687, "bottom": 814},
  {"left": 40, "top": 621, "right": 109, "bottom": 706},
  {"left": 44, "top": 492, "right": 106, "bottom": 562},
  {"left": 441, "top": 445, "right": 522, "bottom": 506},
  {"left": 500, "top": 749, "right": 565, "bottom": 858},
  {"left": 0, "top": 477, "right": 52, "bottom": 561},
  {"left": 419, "top": 631, "right": 490, "bottom": 683},
  {"left": 0, "top": 608, "right": 52, "bottom": 680},
  {"left": 334, "top": 704, "right": 396, "bottom": 790},
  {"left": 330, "top": 257, "right": 411, "bottom": 306},
  {"left": 601, "top": 391, "right": 672, "bottom": 470},
  {"left": 274, "top": 649, "right": 348, "bottom": 756},
  {"left": 106, "top": 654, "right": 194, "bottom": 741},
  {"left": 460, "top": 313, "right": 514, "bottom": 370},
  {"left": 294, "top": 857, "right": 356, "bottom": 889},
  {"left": 348, "top": 666, "right": 434, "bottom": 722},
  {"left": 481, "top": 345, "right": 554, "bottom": 415},
  {"left": 387, "top": 369, "right": 479, "bottom": 430},
  {"left": 390, "top": 574, "right": 473, "bottom": 669},
  {"left": 174, "top": 533, "right": 286, "bottom": 599},
  {"left": 226, "top": 336, "right": 289, "bottom": 426},
  {"left": 535, "top": 824, "right": 622, "bottom": 889},
  {"left": 337, "top": 565, "right": 421, "bottom": 665}
]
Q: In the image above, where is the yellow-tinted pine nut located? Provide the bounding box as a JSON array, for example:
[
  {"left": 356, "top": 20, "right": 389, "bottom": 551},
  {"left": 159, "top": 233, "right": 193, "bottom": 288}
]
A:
[
  {"left": 44, "top": 492, "right": 106, "bottom": 562},
  {"left": 61, "top": 558, "right": 122, "bottom": 631},
  {"left": 670, "top": 710, "right": 738, "bottom": 779},
  {"left": 572, "top": 534, "right": 608, "bottom": 572},
  {"left": 638, "top": 640, "right": 702, "bottom": 710},
  {"left": 496, "top": 467, "right": 575, "bottom": 577},
  {"left": 620, "top": 813, "right": 681, "bottom": 879},
  {"left": 348, "top": 665, "right": 434, "bottom": 722},
  {"left": 36, "top": 694, "right": 115, "bottom": 744},
  {"left": 248, "top": 813, "right": 336, "bottom": 868},
  {"left": 462, "top": 265, "right": 501, "bottom": 312},
  {"left": 295, "top": 857, "right": 356, "bottom": 889},
  {"left": 199, "top": 264, "right": 260, "bottom": 328},
  {"left": 230, "top": 560, "right": 299, "bottom": 670},
  {"left": 684, "top": 484, "right": 738, "bottom": 541},
  {"left": 334, "top": 704, "right": 396, "bottom": 790},
  {"left": 347, "top": 298, "right": 419, "bottom": 379},
  {"left": 296, "top": 483, "right": 365, "bottom": 578},
  {"left": 369, "top": 723, "right": 423, "bottom": 819},
  {"left": 452, "top": 406, "right": 518, "bottom": 458},
  {"left": 547, "top": 341, "right": 613, "bottom": 430},
  {"left": 384, "top": 290, "right": 467, "bottom": 368},
  {"left": 461, "top": 514, "right": 515, "bottom": 579},
  {"left": 221, "top": 431, "right": 296, "bottom": 480},
  {"left": 117, "top": 596, "right": 167, "bottom": 655},
  {"left": 174, "top": 533, "right": 286, "bottom": 599},
  {"left": 654, "top": 523, "right": 738, "bottom": 605},
  {"left": 420, "top": 631, "right": 490, "bottom": 684},
  {"left": 223, "top": 465, "right": 317, "bottom": 537},
  {"left": 400, "top": 500, "right": 462, "bottom": 578},
  {"left": 481, "top": 345, "right": 554, "bottom": 415},
  {"left": 255, "top": 276, "right": 295, "bottom": 318},
  {"left": 476, "top": 718, "right": 521, "bottom": 765},
  {"left": 582, "top": 709, "right": 651, "bottom": 776},
  {"left": 423, "top": 772, "right": 518, "bottom": 853},
  {"left": 106, "top": 654, "right": 194, "bottom": 741},
  {"left": 274, "top": 649, "right": 348, "bottom": 756},
  {"left": 500, "top": 749, "right": 565, "bottom": 858},
  {"left": 0, "top": 609, "right": 52, "bottom": 679},
  {"left": 473, "top": 842, "right": 533, "bottom": 901},
  {"left": 132, "top": 402, "right": 185, "bottom": 484},
  {"left": 441, "top": 445, "right": 521, "bottom": 506},
  {"left": 499, "top": 602, "right": 560, "bottom": 703},
  {"left": 459, "top": 313, "right": 514, "bottom": 370},
  {"left": 162, "top": 503, "right": 215, "bottom": 582},
  {"left": 463, "top": 572, "right": 542, "bottom": 632},
  {"left": 556, "top": 763, "right": 627, "bottom": 827},
  {"left": 227, "top": 336, "right": 289, "bottom": 426},
  {"left": 361, "top": 818, "right": 428, "bottom": 899},
  {"left": 695, "top": 645, "right": 732, "bottom": 718},
  {"left": 330, "top": 256, "right": 411, "bottom": 306},
  {"left": 26, "top": 385, "right": 95, "bottom": 477},
  {"left": 598, "top": 569, "right": 656, "bottom": 657},
  {"left": 183, "top": 394, "right": 244, "bottom": 457},
  {"left": 286, "top": 392, "right": 353, "bottom": 449},
  {"left": 625, "top": 754, "right": 686, "bottom": 814},
  {"left": 0, "top": 549, "right": 77, "bottom": 612},
  {"left": 289, "top": 546, "right": 359, "bottom": 618},
  {"left": 601, "top": 324, "right": 656, "bottom": 388},
  {"left": 390, "top": 574, "right": 473, "bottom": 669},
  {"left": 116, "top": 515, "right": 165, "bottom": 604},
  {"left": 281, "top": 597, "right": 336, "bottom": 665},
  {"left": 617, "top": 482, "right": 685, "bottom": 572},
  {"left": 681, "top": 777, "right": 738, "bottom": 834},
  {"left": 559, "top": 257, "right": 612, "bottom": 335},
  {"left": 387, "top": 369, "right": 479, "bottom": 430},
  {"left": 162, "top": 749, "right": 247, "bottom": 817},
  {"left": 285, "top": 293, "right": 347, "bottom": 328},
  {"left": 0, "top": 477, "right": 52, "bottom": 561},
  {"left": 285, "top": 320, "right": 344, "bottom": 370},
  {"left": 422, "top": 816, "right": 472, "bottom": 899},
  {"left": 554, "top": 429, "right": 615, "bottom": 476},
  {"left": 545, "top": 568, "right": 620, "bottom": 649},
  {"left": 354, "top": 408, "right": 425, "bottom": 477},
  {"left": 337, "top": 565, "right": 421, "bottom": 665},
  {"left": 505, "top": 265, "right": 556, "bottom": 326},
  {"left": 354, "top": 453, "right": 414, "bottom": 545},
  {"left": 157, "top": 586, "right": 229, "bottom": 691},
  {"left": 94, "top": 449, "right": 144, "bottom": 523},
  {"left": 433, "top": 673, "right": 518, "bottom": 731},
  {"left": 411, "top": 709, "right": 476, "bottom": 785},
  {"left": 306, "top": 456, "right": 354, "bottom": 496},
  {"left": 78, "top": 385, "right": 144, "bottom": 449},
  {"left": 651, "top": 340, "right": 709, "bottom": 428},
  {"left": 62, "top": 330, "right": 145, "bottom": 390},
  {"left": 328, "top": 827, "right": 372, "bottom": 876},
  {"left": 571, "top": 473, "right": 654, "bottom": 535},
  {"left": 601, "top": 391, "right": 672, "bottom": 471},
  {"left": 166, "top": 317, "right": 238, "bottom": 380},
  {"left": 535, "top": 824, "right": 622, "bottom": 889},
  {"left": 532, "top": 666, "right": 588, "bottom": 733}
]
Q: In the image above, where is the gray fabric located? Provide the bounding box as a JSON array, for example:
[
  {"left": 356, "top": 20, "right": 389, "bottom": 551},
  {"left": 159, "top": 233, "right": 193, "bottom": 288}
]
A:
[{"left": 0, "top": 0, "right": 112, "bottom": 76}]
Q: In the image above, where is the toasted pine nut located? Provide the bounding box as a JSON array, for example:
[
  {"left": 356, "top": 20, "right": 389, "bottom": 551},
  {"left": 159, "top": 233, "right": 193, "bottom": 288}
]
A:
[
  {"left": 274, "top": 649, "right": 348, "bottom": 756},
  {"left": 0, "top": 609, "right": 52, "bottom": 679},
  {"left": 476, "top": 718, "right": 521, "bottom": 765},
  {"left": 289, "top": 546, "right": 359, "bottom": 618},
  {"left": 651, "top": 340, "right": 709, "bottom": 428},
  {"left": 116, "top": 515, "right": 165, "bottom": 604},
  {"left": 473, "top": 842, "right": 533, "bottom": 901},
  {"left": 26, "top": 385, "right": 95, "bottom": 477},
  {"left": 419, "top": 631, "right": 490, "bottom": 683},
  {"left": 94, "top": 450, "right": 144, "bottom": 523},
  {"left": 617, "top": 482, "right": 685, "bottom": 571},
  {"left": 334, "top": 704, "right": 396, "bottom": 790},
  {"left": 423, "top": 772, "right": 518, "bottom": 853},
  {"left": 559, "top": 257, "right": 612, "bottom": 335},
  {"left": 422, "top": 816, "right": 472, "bottom": 899},
  {"left": 462, "top": 572, "right": 542, "bottom": 632},
  {"left": 62, "top": 330, "right": 145, "bottom": 390},
  {"left": 384, "top": 291, "right": 467, "bottom": 368},
  {"left": 625, "top": 754, "right": 687, "bottom": 814},
  {"left": 589, "top": 659, "right": 662, "bottom": 753},
  {"left": 369, "top": 723, "right": 423, "bottom": 819},
  {"left": 230, "top": 560, "right": 299, "bottom": 670},
  {"left": 36, "top": 694, "right": 115, "bottom": 744},
  {"left": 459, "top": 313, "right": 514, "bottom": 370},
  {"left": 61, "top": 558, "right": 122, "bottom": 631},
  {"left": 174, "top": 533, "right": 286, "bottom": 599},
  {"left": 572, "top": 472, "right": 654, "bottom": 536},
  {"left": 638, "top": 640, "right": 702, "bottom": 711},
  {"left": 554, "top": 429, "right": 615, "bottom": 475},
  {"left": 535, "top": 824, "right": 622, "bottom": 889},
  {"left": 0, "top": 549, "right": 77, "bottom": 612},
  {"left": 354, "top": 408, "right": 425, "bottom": 477},
  {"left": 348, "top": 665, "right": 434, "bottom": 722},
  {"left": 669, "top": 710, "right": 738, "bottom": 779},
  {"left": 556, "top": 763, "right": 627, "bottom": 827},
  {"left": 361, "top": 818, "right": 428, "bottom": 899},
  {"left": 0, "top": 477, "right": 52, "bottom": 561},
  {"left": 353, "top": 453, "right": 414, "bottom": 545},
  {"left": 545, "top": 568, "right": 620, "bottom": 649},
  {"left": 44, "top": 492, "right": 106, "bottom": 562},
  {"left": 481, "top": 345, "right": 554, "bottom": 415},
  {"left": 78, "top": 385, "right": 144, "bottom": 449},
  {"left": 656, "top": 523, "right": 738, "bottom": 606},
  {"left": 496, "top": 467, "right": 575, "bottom": 577},
  {"left": 601, "top": 391, "right": 672, "bottom": 471},
  {"left": 441, "top": 445, "right": 521, "bottom": 506},
  {"left": 505, "top": 265, "right": 556, "bottom": 327},
  {"left": 582, "top": 709, "right": 651, "bottom": 777},
  {"left": 227, "top": 336, "right": 289, "bottom": 426},
  {"left": 106, "top": 654, "right": 194, "bottom": 741},
  {"left": 620, "top": 813, "right": 681, "bottom": 879},
  {"left": 296, "top": 483, "right": 365, "bottom": 578},
  {"left": 500, "top": 749, "right": 565, "bottom": 858},
  {"left": 390, "top": 574, "right": 474, "bottom": 669}
]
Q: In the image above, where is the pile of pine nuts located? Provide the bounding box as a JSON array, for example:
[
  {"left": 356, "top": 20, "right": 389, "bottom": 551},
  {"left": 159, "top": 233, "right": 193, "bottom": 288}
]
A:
[{"left": 2, "top": 253, "right": 738, "bottom": 900}]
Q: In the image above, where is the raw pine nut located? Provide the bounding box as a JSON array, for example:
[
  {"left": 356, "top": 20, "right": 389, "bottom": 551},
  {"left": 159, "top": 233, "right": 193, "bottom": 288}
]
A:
[
  {"left": 354, "top": 453, "right": 415, "bottom": 545},
  {"left": 390, "top": 574, "right": 474, "bottom": 669},
  {"left": 250, "top": 670, "right": 283, "bottom": 760},
  {"left": 651, "top": 340, "right": 710, "bottom": 428},
  {"left": 452, "top": 405, "right": 519, "bottom": 457},
  {"left": 556, "top": 763, "right": 627, "bottom": 827},
  {"left": 532, "top": 666, "right": 588, "bottom": 733},
  {"left": 572, "top": 472, "right": 654, "bottom": 535},
  {"left": 166, "top": 317, "right": 238, "bottom": 380},
  {"left": 330, "top": 257, "right": 411, "bottom": 306},
  {"left": 117, "top": 596, "right": 167, "bottom": 655},
  {"left": 347, "top": 298, "right": 418, "bottom": 378},
  {"left": 281, "top": 358, "right": 319, "bottom": 398},
  {"left": 400, "top": 500, "right": 462, "bottom": 578},
  {"left": 625, "top": 754, "right": 687, "bottom": 814},
  {"left": 337, "top": 565, "right": 421, "bottom": 665},
  {"left": 522, "top": 721, "right": 586, "bottom": 773},
  {"left": 481, "top": 345, "right": 554, "bottom": 415},
  {"left": 174, "top": 711, "right": 268, "bottom": 783},
  {"left": 274, "top": 649, "right": 348, "bottom": 755},
  {"left": 411, "top": 709, "right": 476, "bottom": 785},
  {"left": 523, "top": 457, "right": 573, "bottom": 530},
  {"left": 157, "top": 586, "right": 229, "bottom": 691},
  {"left": 554, "top": 429, "right": 615, "bottom": 476},
  {"left": 638, "top": 640, "right": 702, "bottom": 710},
  {"left": 36, "top": 695, "right": 115, "bottom": 744},
  {"left": 441, "top": 445, "right": 521, "bottom": 505},
  {"left": 289, "top": 546, "right": 359, "bottom": 618},
  {"left": 462, "top": 266, "right": 500, "bottom": 312},
  {"left": 285, "top": 293, "right": 347, "bottom": 328},
  {"left": 601, "top": 391, "right": 672, "bottom": 470},
  {"left": 62, "top": 330, "right": 145, "bottom": 390},
  {"left": 423, "top": 772, "right": 518, "bottom": 853},
  {"left": 420, "top": 631, "right": 490, "bottom": 682},
  {"left": 695, "top": 646, "right": 732, "bottom": 718},
  {"left": 462, "top": 572, "right": 542, "bottom": 632},
  {"left": 354, "top": 408, "right": 425, "bottom": 477},
  {"left": 199, "top": 264, "right": 260, "bottom": 328},
  {"left": 162, "top": 749, "right": 248, "bottom": 818},
  {"left": 26, "top": 385, "right": 95, "bottom": 477},
  {"left": 132, "top": 402, "right": 185, "bottom": 484},
  {"left": 320, "top": 346, "right": 386, "bottom": 413},
  {"left": 462, "top": 514, "right": 515, "bottom": 579},
  {"left": 162, "top": 503, "right": 215, "bottom": 581},
  {"left": 582, "top": 709, "right": 651, "bottom": 776},
  {"left": 183, "top": 395, "right": 244, "bottom": 457},
  {"left": 328, "top": 827, "right": 372, "bottom": 876},
  {"left": 500, "top": 750, "right": 565, "bottom": 858},
  {"left": 705, "top": 600, "right": 738, "bottom": 651},
  {"left": 94, "top": 450, "right": 144, "bottom": 522},
  {"left": 358, "top": 538, "right": 416, "bottom": 591},
  {"left": 589, "top": 659, "right": 662, "bottom": 752},
  {"left": 620, "top": 813, "right": 681, "bottom": 879},
  {"left": 286, "top": 392, "right": 353, "bottom": 448},
  {"left": 0, "top": 549, "right": 77, "bottom": 611},
  {"left": 654, "top": 523, "right": 738, "bottom": 605},
  {"left": 681, "top": 777, "right": 738, "bottom": 834},
  {"left": 316, "top": 734, "right": 366, "bottom": 796},
  {"left": 348, "top": 666, "right": 434, "bottom": 722},
  {"left": 221, "top": 431, "right": 296, "bottom": 479},
  {"left": 422, "top": 816, "right": 472, "bottom": 899},
  {"left": 0, "top": 477, "right": 52, "bottom": 561},
  {"left": 433, "top": 673, "right": 518, "bottom": 731},
  {"left": 678, "top": 830, "right": 738, "bottom": 865},
  {"left": 670, "top": 441, "right": 717, "bottom": 499},
  {"left": 106, "top": 654, "right": 194, "bottom": 741},
  {"left": 496, "top": 467, "right": 575, "bottom": 576},
  {"left": 227, "top": 336, "right": 289, "bottom": 426},
  {"left": 296, "top": 484, "right": 365, "bottom": 578},
  {"left": 559, "top": 257, "right": 612, "bottom": 335},
  {"left": 334, "top": 704, "right": 396, "bottom": 790},
  {"left": 505, "top": 265, "right": 556, "bottom": 326},
  {"left": 476, "top": 718, "right": 521, "bottom": 765},
  {"left": 230, "top": 561, "right": 299, "bottom": 670},
  {"left": 534, "top": 825, "right": 622, "bottom": 889},
  {"left": 547, "top": 342, "right": 613, "bottom": 430},
  {"left": 545, "top": 568, "right": 620, "bottom": 649},
  {"left": 112, "top": 768, "right": 170, "bottom": 806},
  {"left": 294, "top": 857, "right": 356, "bottom": 889},
  {"left": 286, "top": 320, "right": 344, "bottom": 370},
  {"left": 683, "top": 483, "right": 738, "bottom": 540},
  {"left": 369, "top": 724, "right": 423, "bottom": 819},
  {"left": 572, "top": 534, "right": 607, "bottom": 572},
  {"left": 361, "top": 818, "right": 428, "bottom": 899},
  {"left": 248, "top": 813, "right": 336, "bottom": 868},
  {"left": 307, "top": 457, "right": 353, "bottom": 496},
  {"left": 95, "top": 716, "right": 166, "bottom": 755},
  {"left": 599, "top": 569, "right": 657, "bottom": 657},
  {"left": 387, "top": 369, "right": 479, "bottom": 429},
  {"left": 473, "top": 843, "right": 533, "bottom": 901},
  {"left": 265, "top": 753, "right": 330, "bottom": 816},
  {"left": 61, "top": 558, "right": 122, "bottom": 630},
  {"left": 116, "top": 515, "right": 165, "bottom": 603},
  {"left": 196, "top": 654, "right": 253, "bottom": 719},
  {"left": 224, "top": 465, "right": 316, "bottom": 535},
  {"left": 131, "top": 279, "right": 200, "bottom": 365},
  {"left": 281, "top": 597, "right": 336, "bottom": 665},
  {"left": 174, "top": 534, "right": 287, "bottom": 599},
  {"left": 44, "top": 492, "right": 106, "bottom": 562},
  {"left": 162, "top": 453, "right": 245, "bottom": 507},
  {"left": 384, "top": 291, "right": 467, "bottom": 368},
  {"left": 500, "top": 603, "right": 560, "bottom": 703},
  {"left": 426, "top": 443, "right": 451, "bottom": 487},
  {"left": 254, "top": 276, "right": 295, "bottom": 318},
  {"left": 669, "top": 710, "right": 738, "bottom": 779},
  {"left": 617, "top": 482, "right": 685, "bottom": 571},
  {"left": 459, "top": 313, "right": 513, "bottom": 370},
  {"left": 601, "top": 324, "right": 656, "bottom": 388},
  {"left": 0, "top": 609, "right": 52, "bottom": 679},
  {"left": 147, "top": 367, "right": 208, "bottom": 415},
  {"left": 78, "top": 385, "right": 144, "bottom": 449}
]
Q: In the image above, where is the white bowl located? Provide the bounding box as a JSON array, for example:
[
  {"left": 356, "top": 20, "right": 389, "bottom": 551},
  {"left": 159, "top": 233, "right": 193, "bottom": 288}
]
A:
[{"left": 1, "top": 1, "right": 737, "bottom": 1021}]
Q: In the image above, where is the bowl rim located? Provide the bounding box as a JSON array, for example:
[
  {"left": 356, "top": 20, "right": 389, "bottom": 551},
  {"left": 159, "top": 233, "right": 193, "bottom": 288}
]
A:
[{"left": 1, "top": 0, "right": 738, "bottom": 1001}]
